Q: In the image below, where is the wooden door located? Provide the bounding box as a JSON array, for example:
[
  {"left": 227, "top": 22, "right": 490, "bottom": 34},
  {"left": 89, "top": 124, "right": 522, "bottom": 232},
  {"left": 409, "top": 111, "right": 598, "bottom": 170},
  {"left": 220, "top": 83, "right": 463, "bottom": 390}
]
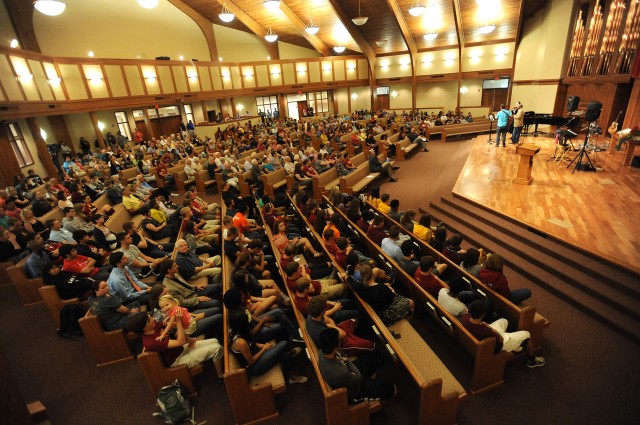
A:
[
  {"left": 135, "top": 121, "right": 150, "bottom": 142},
  {"left": 482, "top": 89, "right": 508, "bottom": 112},
  {"left": 376, "top": 94, "right": 390, "bottom": 111},
  {"left": 150, "top": 116, "right": 182, "bottom": 139},
  {"left": 297, "top": 101, "right": 308, "bottom": 118}
]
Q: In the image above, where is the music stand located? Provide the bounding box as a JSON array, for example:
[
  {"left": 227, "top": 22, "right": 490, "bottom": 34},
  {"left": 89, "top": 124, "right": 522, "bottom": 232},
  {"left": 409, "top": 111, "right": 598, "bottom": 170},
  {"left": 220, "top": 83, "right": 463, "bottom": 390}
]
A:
[
  {"left": 487, "top": 114, "right": 495, "bottom": 144},
  {"left": 567, "top": 125, "right": 596, "bottom": 173}
]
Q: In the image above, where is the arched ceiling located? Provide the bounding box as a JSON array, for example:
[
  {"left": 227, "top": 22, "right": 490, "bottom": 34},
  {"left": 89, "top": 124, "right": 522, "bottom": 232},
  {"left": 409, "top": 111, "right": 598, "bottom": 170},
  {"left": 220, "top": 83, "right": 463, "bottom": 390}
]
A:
[{"left": 183, "top": 0, "right": 532, "bottom": 57}]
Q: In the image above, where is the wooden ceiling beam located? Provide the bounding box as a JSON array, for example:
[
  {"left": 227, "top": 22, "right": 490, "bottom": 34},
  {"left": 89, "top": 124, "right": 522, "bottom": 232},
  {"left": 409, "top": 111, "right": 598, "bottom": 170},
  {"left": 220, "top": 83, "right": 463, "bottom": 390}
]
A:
[
  {"left": 384, "top": 0, "right": 418, "bottom": 110},
  {"left": 213, "top": 0, "right": 279, "bottom": 60},
  {"left": 168, "top": 0, "right": 219, "bottom": 62},
  {"left": 279, "top": 1, "right": 331, "bottom": 56},
  {"left": 4, "top": 0, "right": 41, "bottom": 52}
]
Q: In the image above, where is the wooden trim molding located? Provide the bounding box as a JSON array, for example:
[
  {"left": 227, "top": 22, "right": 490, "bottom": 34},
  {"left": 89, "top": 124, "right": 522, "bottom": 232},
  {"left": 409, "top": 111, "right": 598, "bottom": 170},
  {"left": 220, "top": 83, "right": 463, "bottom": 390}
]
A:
[{"left": 512, "top": 79, "right": 562, "bottom": 86}]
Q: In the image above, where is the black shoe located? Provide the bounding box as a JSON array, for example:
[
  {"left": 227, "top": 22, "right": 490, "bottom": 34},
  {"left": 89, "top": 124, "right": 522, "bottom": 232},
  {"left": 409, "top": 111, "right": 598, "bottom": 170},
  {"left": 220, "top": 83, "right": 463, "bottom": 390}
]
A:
[
  {"left": 392, "top": 166, "right": 400, "bottom": 170},
  {"left": 388, "top": 178, "right": 398, "bottom": 182}
]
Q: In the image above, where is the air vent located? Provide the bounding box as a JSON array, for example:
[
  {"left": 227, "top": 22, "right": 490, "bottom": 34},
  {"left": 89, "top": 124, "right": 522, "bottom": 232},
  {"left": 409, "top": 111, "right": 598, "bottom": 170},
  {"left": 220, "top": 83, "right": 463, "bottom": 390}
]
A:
[
  {"left": 48, "top": 104, "right": 58, "bottom": 109},
  {"left": 154, "top": 97, "right": 166, "bottom": 101},
  {"left": 290, "top": 85, "right": 303, "bottom": 89},
  {"left": 184, "top": 94, "right": 193, "bottom": 98},
  {"left": 430, "top": 74, "right": 444, "bottom": 78},
  {"left": 389, "top": 78, "right": 400, "bottom": 81},
  {"left": 254, "top": 88, "right": 267, "bottom": 92},
  {"left": 478, "top": 71, "right": 494, "bottom": 75},
  {"left": 0, "top": 105, "right": 19, "bottom": 111}
]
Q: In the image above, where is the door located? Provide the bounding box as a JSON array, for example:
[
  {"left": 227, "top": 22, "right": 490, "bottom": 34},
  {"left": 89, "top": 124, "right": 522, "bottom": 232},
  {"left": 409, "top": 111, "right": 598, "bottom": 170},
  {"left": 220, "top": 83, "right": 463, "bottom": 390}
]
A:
[
  {"left": 297, "top": 101, "right": 308, "bottom": 118},
  {"left": 150, "top": 116, "right": 182, "bottom": 139},
  {"left": 376, "top": 94, "right": 390, "bottom": 111},
  {"left": 482, "top": 88, "right": 508, "bottom": 112},
  {"left": 287, "top": 102, "right": 299, "bottom": 120},
  {"left": 135, "top": 121, "right": 150, "bottom": 141}
]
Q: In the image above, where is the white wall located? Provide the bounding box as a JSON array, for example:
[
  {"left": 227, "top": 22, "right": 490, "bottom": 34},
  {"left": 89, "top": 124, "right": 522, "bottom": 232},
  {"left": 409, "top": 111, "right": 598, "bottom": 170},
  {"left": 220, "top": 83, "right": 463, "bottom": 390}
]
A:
[
  {"left": 278, "top": 41, "right": 322, "bottom": 59},
  {"left": 34, "top": 0, "right": 210, "bottom": 61},
  {"left": 416, "top": 81, "right": 459, "bottom": 111},
  {"left": 459, "top": 79, "right": 483, "bottom": 107},
  {"left": 389, "top": 83, "right": 413, "bottom": 110},
  {"left": 213, "top": 24, "right": 269, "bottom": 62}
]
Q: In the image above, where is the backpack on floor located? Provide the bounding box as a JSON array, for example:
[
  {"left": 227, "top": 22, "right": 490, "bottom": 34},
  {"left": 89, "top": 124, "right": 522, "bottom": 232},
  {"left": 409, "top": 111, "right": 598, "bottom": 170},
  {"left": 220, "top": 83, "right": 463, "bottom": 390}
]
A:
[
  {"left": 154, "top": 380, "right": 194, "bottom": 425},
  {"left": 57, "top": 304, "right": 84, "bottom": 339}
]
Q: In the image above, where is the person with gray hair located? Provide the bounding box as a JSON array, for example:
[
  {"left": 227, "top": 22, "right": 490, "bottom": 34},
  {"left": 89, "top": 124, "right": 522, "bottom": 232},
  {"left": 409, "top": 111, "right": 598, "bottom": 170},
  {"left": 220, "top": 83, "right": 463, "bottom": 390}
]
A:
[{"left": 174, "top": 239, "right": 222, "bottom": 284}]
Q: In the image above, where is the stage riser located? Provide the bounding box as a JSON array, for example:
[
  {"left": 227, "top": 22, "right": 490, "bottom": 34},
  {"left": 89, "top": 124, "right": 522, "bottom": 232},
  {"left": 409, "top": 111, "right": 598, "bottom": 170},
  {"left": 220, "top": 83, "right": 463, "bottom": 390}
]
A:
[{"left": 429, "top": 196, "right": 640, "bottom": 346}]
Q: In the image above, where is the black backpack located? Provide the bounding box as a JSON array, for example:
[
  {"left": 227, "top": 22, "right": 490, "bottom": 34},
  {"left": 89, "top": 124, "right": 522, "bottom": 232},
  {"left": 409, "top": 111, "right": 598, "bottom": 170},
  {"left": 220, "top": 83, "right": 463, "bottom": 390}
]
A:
[
  {"left": 57, "top": 304, "right": 84, "bottom": 339},
  {"left": 154, "top": 380, "right": 195, "bottom": 425}
]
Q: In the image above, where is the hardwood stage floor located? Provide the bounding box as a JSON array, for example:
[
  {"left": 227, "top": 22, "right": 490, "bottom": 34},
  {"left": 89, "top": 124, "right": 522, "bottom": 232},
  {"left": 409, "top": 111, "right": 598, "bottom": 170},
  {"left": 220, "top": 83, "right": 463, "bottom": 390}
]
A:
[{"left": 452, "top": 133, "right": 640, "bottom": 273}]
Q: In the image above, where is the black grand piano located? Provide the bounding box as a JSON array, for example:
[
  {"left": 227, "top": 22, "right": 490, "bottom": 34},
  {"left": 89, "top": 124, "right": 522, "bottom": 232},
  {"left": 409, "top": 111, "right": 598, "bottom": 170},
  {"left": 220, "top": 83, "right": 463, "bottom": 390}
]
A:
[{"left": 523, "top": 112, "right": 573, "bottom": 136}]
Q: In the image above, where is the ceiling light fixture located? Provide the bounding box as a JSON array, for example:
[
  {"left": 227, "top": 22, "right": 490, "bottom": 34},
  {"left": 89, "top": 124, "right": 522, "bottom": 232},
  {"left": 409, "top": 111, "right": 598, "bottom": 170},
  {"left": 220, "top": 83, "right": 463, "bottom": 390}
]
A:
[
  {"left": 9, "top": 39, "right": 19, "bottom": 48},
  {"left": 219, "top": 3, "right": 235, "bottom": 22},
  {"left": 305, "top": 20, "right": 319, "bottom": 35},
  {"left": 408, "top": 0, "right": 426, "bottom": 17},
  {"left": 333, "top": 46, "right": 346, "bottom": 53},
  {"left": 88, "top": 50, "right": 95, "bottom": 57},
  {"left": 137, "top": 0, "right": 159, "bottom": 9},
  {"left": 423, "top": 32, "right": 438, "bottom": 41},
  {"left": 263, "top": 0, "right": 280, "bottom": 12},
  {"left": 352, "top": 0, "right": 368, "bottom": 26},
  {"left": 305, "top": 1, "right": 319, "bottom": 35},
  {"left": 265, "top": 28, "right": 278, "bottom": 43},
  {"left": 478, "top": 24, "right": 496, "bottom": 34},
  {"left": 33, "top": 0, "right": 66, "bottom": 16}
]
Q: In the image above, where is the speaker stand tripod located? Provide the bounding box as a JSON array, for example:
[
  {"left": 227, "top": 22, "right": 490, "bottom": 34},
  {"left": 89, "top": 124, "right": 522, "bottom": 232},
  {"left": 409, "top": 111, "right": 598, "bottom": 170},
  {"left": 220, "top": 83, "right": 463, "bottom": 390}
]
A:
[{"left": 567, "top": 130, "right": 596, "bottom": 173}]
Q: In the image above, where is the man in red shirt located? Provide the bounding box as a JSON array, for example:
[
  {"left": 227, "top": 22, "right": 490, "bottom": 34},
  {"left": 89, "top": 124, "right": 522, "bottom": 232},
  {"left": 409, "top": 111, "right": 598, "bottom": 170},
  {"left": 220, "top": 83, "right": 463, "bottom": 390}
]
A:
[
  {"left": 414, "top": 256, "right": 448, "bottom": 297},
  {"left": 366, "top": 215, "right": 388, "bottom": 246},
  {"left": 59, "top": 244, "right": 110, "bottom": 281},
  {"left": 232, "top": 203, "right": 260, "bottom": 237}
]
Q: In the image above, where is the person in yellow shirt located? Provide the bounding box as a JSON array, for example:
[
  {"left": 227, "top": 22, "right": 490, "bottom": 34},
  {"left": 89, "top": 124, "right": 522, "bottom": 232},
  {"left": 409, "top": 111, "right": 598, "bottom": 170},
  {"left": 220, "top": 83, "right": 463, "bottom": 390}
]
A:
[
  {"left": 377, "top": 194, "right": 391, "bottom": 214},
  {"left": 122, "top": 185, "right": 150, "bottom": 214}
]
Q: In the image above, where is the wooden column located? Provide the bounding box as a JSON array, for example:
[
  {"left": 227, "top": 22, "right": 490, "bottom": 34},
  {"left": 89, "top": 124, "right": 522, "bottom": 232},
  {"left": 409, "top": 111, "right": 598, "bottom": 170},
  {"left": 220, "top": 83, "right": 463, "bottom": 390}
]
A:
[
  {"left": 230, "top": 98, "right": 237, "bottom": 117},
  {"left": 89, "top": 112, "right": 106, "bottom": 149},
  {"left": 142, "top": 109, "right": 155, "bottom": 139},
  {"left": 622, "top": 78, "right": 640, "bottom": 129},
  {"left": 48, "top": 115, "right": 76, "bottom": 153},
  {"left": 26, "top": 118, "right": 58, "bottom": 178},
  {"left": 330, "top": 90, "right": 338, "bottom": 115},
  {"left": 278, "top": 94, "right": 286, "bottom": 119},
  {"left": 200, "top": 101, "right": 209, "bottom": 123},
  {"left": 347, "top": 87, "right": 352, "bottom": 113},
  {"left": 0, "top": 125, "right": 24, "bottom": 186}
]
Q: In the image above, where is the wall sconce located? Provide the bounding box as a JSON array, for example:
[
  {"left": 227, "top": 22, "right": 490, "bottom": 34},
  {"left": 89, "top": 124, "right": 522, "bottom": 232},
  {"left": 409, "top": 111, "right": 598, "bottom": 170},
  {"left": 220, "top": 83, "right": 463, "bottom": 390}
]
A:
[
  {"left": 351, "top": 93, "right": 357, "bottom": 100},
  {"left": 89, "top": 76, "right": 103, "bottom": 84},
  {"left": 145, "top": 75, "right": 157, "bottom": 82},
  {"left": 237, "top": 103, "right": 244, "bottom": 111},
  {"left": 391, "top": 91, "right": 398, "bottom": 98},
  {"left": 399, "top": 58, "right": 410, "bottom": 66},
  {"left": 97, "top": 121, "right": 105, "bottom": 131},
  {"left": 347, "top": 64, "right": 355, "bottom": 71},
  {"left": 40, "top": 129, "right": 47, "bottom": 140},
  {"left": 88, "top": 50, "right": 94, "bottom": 58},
  {"left": 188, "top": 74, "right": 198, "bottom": 80},
  {"left": 323, "top": 67, "right": 331, "bottom": 72},
  {"left": 48, "top": 77, "right": 61, "bottom": 85},
  {"left": 10, "top": 39, "right": 18, "bottom": 48},
  {"left": 444, "top": 52, "right": 456, "bottom": 61},
  {"left": 244, "top": 73, "right": 253, "bottom": 78},
  {"left": 421, "top": 56, "right": 433, "bottom": 64},
  {"left": 271, "top": 71, "right": 280, "bottom": 76},
  {"left": 297, "top": 68, "right": 306, "bottom": 74},
  {"left": 460, "top": 86, "right": 468, "bottom": 94},
  {"left": 18, "top": 73, "right": 33, "bottom": 82}
]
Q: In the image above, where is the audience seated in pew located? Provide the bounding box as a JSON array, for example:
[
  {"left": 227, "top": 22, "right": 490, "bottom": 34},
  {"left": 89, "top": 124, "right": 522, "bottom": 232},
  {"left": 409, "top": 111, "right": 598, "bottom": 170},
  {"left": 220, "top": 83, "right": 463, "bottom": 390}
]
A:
[
  {"left": 317, "top": 327, "right": 396, "bottom": 404},
  {"left": 123, "top": 221, "right": 174, "bottom": 259},
  {"left": 127, "top": 309, "right": 224, "bottom": 377},
  {"left": 59, "top": 243, "right": 111, "bottom": 282},
  {"left": 107, "top": 251, "right": 152, "bottom": 308},
  {"left": 116, "top": 232, "right": 164, "bottom": 278},
  {"left": 91, "top": 214, "right": 118, "bottom": 251},
  {"left": 175, "top": 239, "right": 222, "bottom": 286},
  {"left": 223, "top": 285, "right": 308, "bottom": 384},
  {"left": 89, "top": 280, "right": 140, "bottom": 331},
  {"left": 158, "top": 259, "right": 220, "bottom": 312},
  {"left": 462, "top": 300, "right": 545, "bottom": 368},
  {"left": 480, "top": 254, "right": 532, "bottom": 304},
  {"left": 154, "top": 292, "right": 222, "bottom": 340},
  {"left": 284, "top": 260, "right": 346, "bottom": 300}
]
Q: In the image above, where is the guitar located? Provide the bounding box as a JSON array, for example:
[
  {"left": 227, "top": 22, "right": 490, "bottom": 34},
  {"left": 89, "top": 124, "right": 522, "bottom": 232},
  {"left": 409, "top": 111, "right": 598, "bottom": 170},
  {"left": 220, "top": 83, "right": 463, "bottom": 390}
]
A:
[{"left": 608, "top": 110, "right": 623, "bottom": 135}]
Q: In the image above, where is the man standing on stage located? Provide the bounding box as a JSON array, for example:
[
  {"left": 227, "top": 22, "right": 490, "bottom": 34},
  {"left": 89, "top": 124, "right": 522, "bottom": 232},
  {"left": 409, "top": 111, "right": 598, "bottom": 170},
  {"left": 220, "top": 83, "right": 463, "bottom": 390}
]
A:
[
  {"left": 511, "top": 102, "right": 524, "bottom": 145},
  {"left": 495, "top": 104, "right": 512, "bottom": 148}
]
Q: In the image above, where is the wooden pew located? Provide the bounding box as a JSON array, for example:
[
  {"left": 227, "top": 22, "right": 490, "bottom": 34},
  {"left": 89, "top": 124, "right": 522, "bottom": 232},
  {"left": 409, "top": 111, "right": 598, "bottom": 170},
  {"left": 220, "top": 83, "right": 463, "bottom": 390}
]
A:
[
  {"left": 195, "top": 169, "right": 217, "bottom": 194},
  {"left": 262, "top": 167, "right": 288, "bottom": 197},
  {"left": 105, "top": 205, "right": 143, "bottom": 234},
  {"left": 330, "top": 200, "right": 513, "bottom": 394},
  {"left": 78, "top": 311, "right": 134, "bottom": 367},
  {"left": 365, "top": 202, "right": 550, "bottom": 350},
  {"left": 290, "top": 194, "right": 466, "bottom": 424},
  {"left": 137, "top": 351, "right": 204, "bottom": 397},
  {"left": 221, "top": 206, "right": 286, "bottom": 425},
  {"left": 441, "top": 120, "right": 491, "bottom": 142},
  {"left": 7, "top": 255, "right": 43, "bottom": 306},
  {"left": 118, "top": 167, "right": 138, "bottom": 184},
  {"left": 395, "top": 137, "right": 420, "bottom": 160},
  {"left": 312, "top": 168, "right": 341, "bottom": 199},
  {"left": 173, "top": 167, "right": 196, "bottom": 192},
  {"left": 339, "top": 164, "right": 380, "bottom": 195},
  {"left": 38, "top": 285, "right": 80, "bottom": 328}
]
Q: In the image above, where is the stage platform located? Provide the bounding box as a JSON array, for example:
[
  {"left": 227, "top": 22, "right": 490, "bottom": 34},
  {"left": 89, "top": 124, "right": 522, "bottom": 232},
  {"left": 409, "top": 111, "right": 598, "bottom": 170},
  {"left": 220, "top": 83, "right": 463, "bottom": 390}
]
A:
[{"left": 453, "top": 133, "right": 640, "bottom": 274}]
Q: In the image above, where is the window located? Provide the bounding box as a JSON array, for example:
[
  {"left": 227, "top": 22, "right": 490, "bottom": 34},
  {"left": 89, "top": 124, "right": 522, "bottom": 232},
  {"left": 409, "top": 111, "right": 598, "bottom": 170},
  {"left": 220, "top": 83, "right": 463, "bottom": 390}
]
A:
[
  {"left": 114, "top": 111, "right": 132, "bottom": 140},
  {"left": 256, "top": 95, "right": 279, "bottom": 115},
  {"left": 308, "top": 91, "right": 329, "bottom": 114},
  {"left": 184, "top": 104, "right": 194, "bottom": 124},
  {"left": 5, "top": 123, "right": 34, "bottom": 167}
]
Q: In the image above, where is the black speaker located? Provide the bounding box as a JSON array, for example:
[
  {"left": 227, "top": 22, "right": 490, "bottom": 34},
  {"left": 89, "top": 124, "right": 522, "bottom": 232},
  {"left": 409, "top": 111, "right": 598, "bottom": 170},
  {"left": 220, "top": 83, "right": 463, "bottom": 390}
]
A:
[
  {"left": 585, "top": 101, "right": 603, "bottom": 122},
  {"left": 567, "top": 96, "right": 580, "bottom": 112}
]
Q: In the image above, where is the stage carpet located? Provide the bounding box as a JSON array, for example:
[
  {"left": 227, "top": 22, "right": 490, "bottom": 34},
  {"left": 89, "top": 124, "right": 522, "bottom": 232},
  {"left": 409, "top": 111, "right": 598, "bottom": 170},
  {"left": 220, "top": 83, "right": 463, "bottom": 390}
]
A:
[{"left": 452, "top": 133, "right": 640, "bottom": 273}]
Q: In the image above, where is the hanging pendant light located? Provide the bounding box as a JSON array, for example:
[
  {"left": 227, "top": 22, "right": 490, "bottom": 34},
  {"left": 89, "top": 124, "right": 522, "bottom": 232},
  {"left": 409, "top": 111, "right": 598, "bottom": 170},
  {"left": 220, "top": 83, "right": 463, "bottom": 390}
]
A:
[
  {"left": 333, "top": 46, "right": 346, "bottom": 53},
  {"left": 408, "top": 0, "right": 426, "bottom": 17},
  {"left": 352, "top": 0, "right": 368, "bottom": 26},
  {"left": 219, "top": 3, "right": 235, "bottom": 22},
  {"left": 137, "top": 0, "right": 159, "bottom": 9},
  {"left": 305, "top": 1, "right": 319, "bottom": 35},
  {"left": 263, "top": 0, "right": 281, "bottom": 12},
  {"left": 423, "top": 32, "right": 438, "bottom": 41},
  {"left": 33, "top": 0, "right": 66, "bottom": 16},
  {"left": 265, "top": 28, "right": 278, "bottom": 43}
]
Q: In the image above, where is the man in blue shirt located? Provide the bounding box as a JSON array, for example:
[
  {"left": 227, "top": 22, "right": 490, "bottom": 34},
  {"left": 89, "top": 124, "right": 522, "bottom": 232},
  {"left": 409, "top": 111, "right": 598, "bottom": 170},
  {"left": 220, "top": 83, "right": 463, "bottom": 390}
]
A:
[
  {"left": 495, "top": 104, "right": 513, "bottom": 148},
  {"left": 106, "top": 251, "right": 151, "bottom": 307}
]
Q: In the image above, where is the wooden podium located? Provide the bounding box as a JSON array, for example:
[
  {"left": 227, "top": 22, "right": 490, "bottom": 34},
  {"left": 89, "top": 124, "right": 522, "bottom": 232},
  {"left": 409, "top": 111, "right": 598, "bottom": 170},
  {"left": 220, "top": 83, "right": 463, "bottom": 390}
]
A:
[{"left": 513, "top": 144, "right": 540, "bottom": 185}]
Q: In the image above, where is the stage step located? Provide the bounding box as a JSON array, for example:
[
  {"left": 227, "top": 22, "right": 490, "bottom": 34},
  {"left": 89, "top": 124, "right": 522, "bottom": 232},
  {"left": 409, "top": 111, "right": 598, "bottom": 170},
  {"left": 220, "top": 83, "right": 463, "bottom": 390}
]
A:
[{"left": 429, "top": 195, "right": 640, "bottom": 345}]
